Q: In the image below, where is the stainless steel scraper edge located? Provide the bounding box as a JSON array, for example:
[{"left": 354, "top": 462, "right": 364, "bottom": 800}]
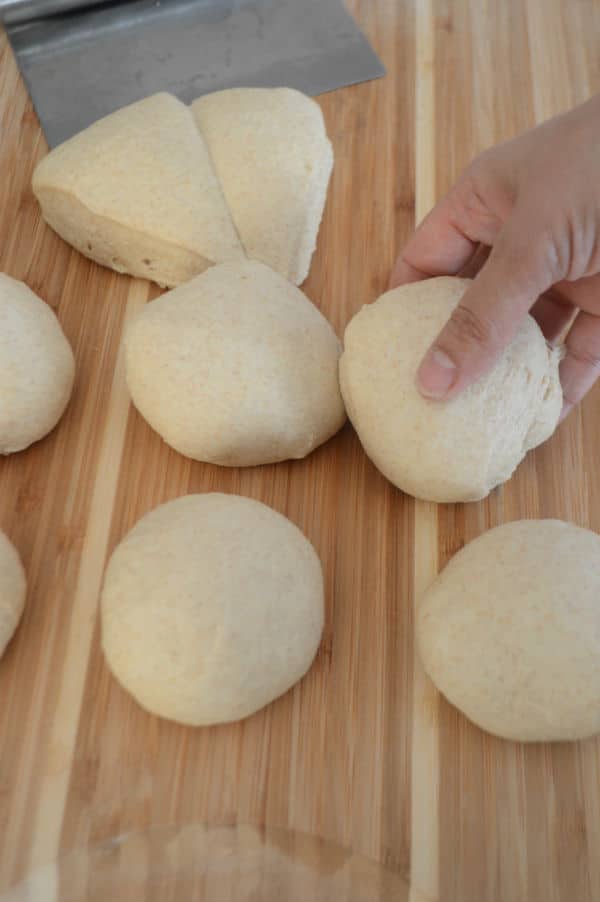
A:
[{"left": 2, "top": 0, "right": 385, "bottom": 147}]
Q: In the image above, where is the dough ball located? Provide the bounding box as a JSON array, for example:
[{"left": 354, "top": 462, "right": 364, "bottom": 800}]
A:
[
  {"left": 339, "top": 277, "right": 562, "bottom": 502},
  {"left": 0, "top": 274, "right": 75, "bottom": 453},
  {"left": 417, "top": 519, "right": 600, "bottom": 742},
  {"left": 101, "top": 494, "right": 324, "bottom": 725},
  {"left": 124, "top": 260, "right": 346, "bottom": 466},
  {"left": 0, "top": 532, "right": 26, "bottom": 661}
]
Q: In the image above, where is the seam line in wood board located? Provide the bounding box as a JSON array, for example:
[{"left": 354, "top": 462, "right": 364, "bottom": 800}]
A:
[
  {"left": 410, "top": 0, "right": 440, "bottom": 899},
  {"left": 25, "top": 281, "right": 149, "bottom": 871}
]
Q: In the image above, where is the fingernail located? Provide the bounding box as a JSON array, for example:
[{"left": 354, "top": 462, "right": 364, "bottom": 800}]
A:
[{"left": 417, "top": 348, "right": 457, "bottom": 399}]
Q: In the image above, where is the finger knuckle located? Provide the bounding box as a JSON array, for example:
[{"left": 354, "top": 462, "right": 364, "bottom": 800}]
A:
[
  {"left": 502, "top": 210, "right": 565, "bottom": 284},
  {"left": 537, "top": 227, "right": 569, "bottom": 281},
  {"left": 566, "top": 342, "right": 600, "bottom": 374},
  {"left": 457, "top": 160, "right": 488, "bottom": 207},
  {"left": 446, "top": 304, "right": 500, "bottom": 352},
  {"left": 561, "top": 388, "right": 579, "bottom": 410}
]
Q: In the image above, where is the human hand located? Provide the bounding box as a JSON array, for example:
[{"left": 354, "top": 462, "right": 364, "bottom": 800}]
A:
[{"left": 390, "top": 95, "right": 600, "bottom": 420}]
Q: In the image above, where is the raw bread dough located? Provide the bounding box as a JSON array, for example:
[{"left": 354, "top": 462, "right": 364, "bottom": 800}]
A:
[
  {"left": 101, "top": 493, "right": 324, "bottom": 726},
  {"left": 192, "top": 87, "right": 333, "bottom": 285},
  {"left": 124, "top": 260, "right": 346, "bottom": 466},
  {"left": 0, "top": 273, "right": 75, "bottom": 453},
  {"left": 417, "top": 519, "right": 600, "bottom": 742},
  {"left": 0, "top": 531, "right": 26, "bottom": 661},
  {"left": 33, "top": 88, "right": 333, "bottom": 288},
  {"left": 32, "top": 93, "right": 244, "bottom": 288},
  {"left": 339, "top": 277, "right": 562, "bottom": 502}
]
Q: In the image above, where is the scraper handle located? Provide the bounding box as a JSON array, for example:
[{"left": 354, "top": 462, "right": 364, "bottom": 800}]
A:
[{"left": 0, "top": 0, "right": 99, "bottom": 25}]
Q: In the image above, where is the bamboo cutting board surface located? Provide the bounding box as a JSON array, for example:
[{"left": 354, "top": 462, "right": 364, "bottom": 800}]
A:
[{"left": 1, "top": 1, "right": 600, "bottom": 900}]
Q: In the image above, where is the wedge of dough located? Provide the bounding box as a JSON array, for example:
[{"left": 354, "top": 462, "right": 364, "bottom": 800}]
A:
[
  {"left": 33, "top": 93, "right": 244, "bottom": 287},
  {"left": 192, "top": 88, "right": 333, "bottom": 285}
]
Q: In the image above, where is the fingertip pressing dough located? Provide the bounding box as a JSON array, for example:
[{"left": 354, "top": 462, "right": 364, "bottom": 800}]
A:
[
  {"left": 417, "top": 519, "right": 600, "bottom": 742},
  {"left": 124, "top": 260, "right": 346, "bottom": 466},
  {"left": 0, "top": 531, "right": 26, "bottom": 661},
  {"left": 0, "top": 273, "right": 75, "bottom": 454},
  {"left": 339, "top": 276, "right": 562, "bottom": 502},
  {"left": 101, "top": 493, "right": 324, "bottom": 726},
  {"left": 32, "top": 93, "right": 244, "bottom": 288},
  {"left": 192, "top": 87, "right": 333, "bottom": 285}
]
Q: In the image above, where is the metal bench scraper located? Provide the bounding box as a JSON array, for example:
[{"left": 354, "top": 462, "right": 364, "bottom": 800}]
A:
[{"left": 0, "top": 0, "right": 385, "bottom": 147}]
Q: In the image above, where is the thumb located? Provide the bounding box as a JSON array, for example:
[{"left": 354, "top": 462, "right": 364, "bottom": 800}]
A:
[{"left": 416, "top": 217, "right": 557, "bottom": 400}]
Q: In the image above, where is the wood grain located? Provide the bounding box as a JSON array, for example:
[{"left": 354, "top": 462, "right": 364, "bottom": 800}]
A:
[
  {"left": 410, "top": 2, "right": 440, "bottom": 900},
  {"left": 1, "top": 2, "right": 600, "bottom": 900}
]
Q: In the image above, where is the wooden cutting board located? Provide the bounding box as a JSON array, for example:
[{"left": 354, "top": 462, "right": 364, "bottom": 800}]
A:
[{"left": 1, "top": 1, "right": 600, "bottom": 900}]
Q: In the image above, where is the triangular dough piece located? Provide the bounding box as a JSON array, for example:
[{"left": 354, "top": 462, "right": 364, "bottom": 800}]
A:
[
  {"left": 192, "top": 88, "right": 333, "bottom": 285},
  {"left": 32, "top": 93, "right": 244, "bottom": 287}
]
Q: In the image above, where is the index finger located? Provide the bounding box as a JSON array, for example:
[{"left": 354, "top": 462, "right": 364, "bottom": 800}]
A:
[
  {"left": 559, "top": 310, "right": 600, "bottom": 421},
  {"left": 389, "top": 190, "right": 479, "bottom": 289}
]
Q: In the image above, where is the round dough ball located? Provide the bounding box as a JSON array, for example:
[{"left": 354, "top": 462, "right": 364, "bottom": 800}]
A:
[
  {"left": 0, "top": 273, "right": 75, "bottom": 454},
  {"left": 417, "top": 519, "right": 600, "bottom": 742},
  {"left": 0, "top": 532, "right": 26, "bottom": 660},
  {"left": 101, "top": 493, "right": 324, "bottom": 725},
  {"left": 339, "top": 277, "right": 562, "bottom": 502},
  {"left": 124, "top": 260, "right": 346, "bottom": 466}
]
